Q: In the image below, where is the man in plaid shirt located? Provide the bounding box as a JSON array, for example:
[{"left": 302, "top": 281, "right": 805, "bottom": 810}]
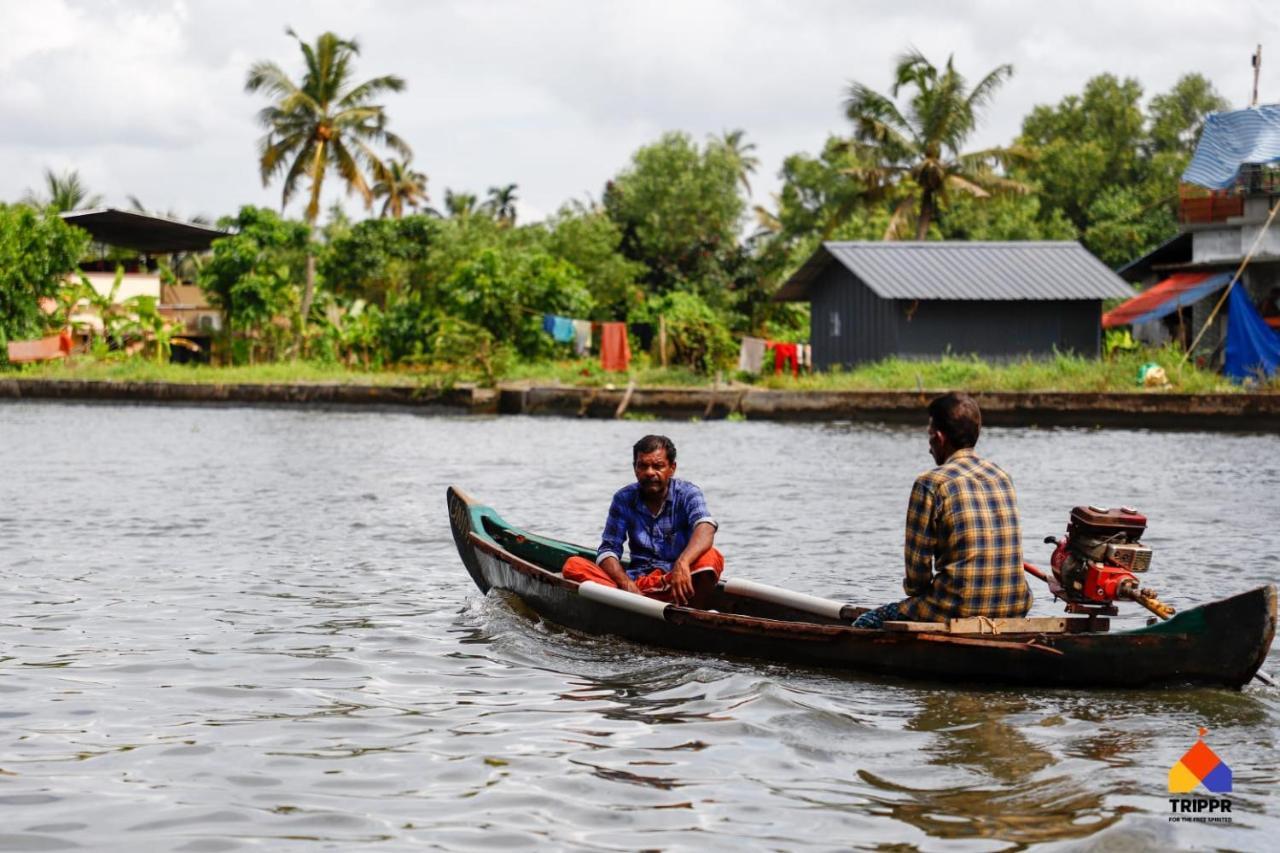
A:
[{"left": 853, "top": 392, "right": 1033, "bottom": 629}]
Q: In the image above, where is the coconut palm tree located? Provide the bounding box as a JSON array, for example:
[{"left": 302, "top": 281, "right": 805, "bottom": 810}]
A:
[
  {"left": 484, "top": 183, "right": 519, "bottom": 226},
  {"left": 372, "top": 158, "right": 429, "bottom": 218},
  {"left": 716, "top": 129, "right": 759, "bottom": 195},
  {"left": 24, "top": 168, "right": 103, "bottom": 212},
  {"left": 246, "top": 28, "right": 410, "bottom": 332},
  {"left": 445, "top": 189, "right": 479, "bottom": 220},
  {"left": 844, "top": 51, "right": 1026, "bottom": 239}
]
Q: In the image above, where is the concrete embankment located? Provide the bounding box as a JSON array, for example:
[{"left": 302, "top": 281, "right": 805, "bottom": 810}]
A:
[
  {"left": 0, "top": 378, "right": 489, "bottom": 411},
  {"left": 3, "top": 379, "right": 1278, "bottom": 430}
]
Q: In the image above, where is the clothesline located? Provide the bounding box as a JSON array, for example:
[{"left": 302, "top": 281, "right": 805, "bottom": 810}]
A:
[
  {"left": 737, "top": 335, "right": 812, "bottom": 376},
  {"left": 541, "top": 312, "right": 632, "bottom": 371}
]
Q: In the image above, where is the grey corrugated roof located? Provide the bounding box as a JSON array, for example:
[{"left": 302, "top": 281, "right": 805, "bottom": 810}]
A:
[{"left": 774, "top": 241, "right": 1136, "bottom": 302}]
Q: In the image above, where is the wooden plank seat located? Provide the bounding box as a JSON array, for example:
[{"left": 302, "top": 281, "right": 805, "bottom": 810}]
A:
[{"left": 881, "top": 615, "right": 1107, "bottom": 635}]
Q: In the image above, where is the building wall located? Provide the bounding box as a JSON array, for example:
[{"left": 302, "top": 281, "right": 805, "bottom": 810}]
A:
[
  {"left": 1191, "top": 198, "right": 1280, "bottom": 264},
  {"left": 808, "top": 266, "right": 897, "bottom": 369},
  {"left": 895, "top": 300, "right": 1101, "bottom": 359},
  {"left": 80, "top": 271, "right": 161, "bottom": 302}
]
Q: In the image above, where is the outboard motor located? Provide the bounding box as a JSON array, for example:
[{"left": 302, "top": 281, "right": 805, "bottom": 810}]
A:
[{"left": 1045, "top": 506, "right": 1174, "bottom": 618}]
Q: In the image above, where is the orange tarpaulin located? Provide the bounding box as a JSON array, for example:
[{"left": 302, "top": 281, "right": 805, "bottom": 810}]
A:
[{"left": 6, "top": 333, "right": 71, "bottom": 364}]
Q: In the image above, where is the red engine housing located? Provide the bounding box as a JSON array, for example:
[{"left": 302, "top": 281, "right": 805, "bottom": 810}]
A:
[
  {"left": 1050, "top": 505, "right": 1145, "bottom": 606},
  {"left": 1067, "top": 505, "right": 1147, "bottom": 541}
]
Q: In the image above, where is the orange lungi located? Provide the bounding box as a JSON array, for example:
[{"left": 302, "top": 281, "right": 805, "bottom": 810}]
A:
[{"left": 562, "top": 548, "right": 724, "bottom": 603}]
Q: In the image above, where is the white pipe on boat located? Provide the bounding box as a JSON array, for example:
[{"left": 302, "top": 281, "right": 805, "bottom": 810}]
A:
[
  {"left": 722, "top": 577, "right": 849, "bottom": 620},
  {"left": 577, "top": 581, "right": 670, "bottom": 620}
]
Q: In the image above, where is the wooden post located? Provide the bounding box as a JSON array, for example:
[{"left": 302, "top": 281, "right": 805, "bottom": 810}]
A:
[
  {"left": 658, "top": 315, "right": 668, "bottom": 368},
  {"left": 614, "top": 379, "right": 636, "bottom": 419}
]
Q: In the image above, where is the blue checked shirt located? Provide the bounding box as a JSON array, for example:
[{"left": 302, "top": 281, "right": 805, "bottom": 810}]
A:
[
  {"left": 596, "top": 479, "right": 717, "bottom": 579},
  {"left": 899, "top": 449, "right": 1033, "bottom": 622}
]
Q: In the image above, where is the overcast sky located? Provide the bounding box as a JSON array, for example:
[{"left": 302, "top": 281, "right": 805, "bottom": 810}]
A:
[{"left": 3, "top": 0, "right": 1277, "bottom": 225}]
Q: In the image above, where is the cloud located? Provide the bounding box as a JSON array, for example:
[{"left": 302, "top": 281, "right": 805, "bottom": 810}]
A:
[{"left": 1, "top": 0, "right": 1276, "bottom": 222}]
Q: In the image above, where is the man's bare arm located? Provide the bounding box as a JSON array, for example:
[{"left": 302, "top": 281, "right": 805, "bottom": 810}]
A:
[
  {"left": 670, "top": 521, "right": 715, "bottom": 605},
  {"left": 597, "top": 555, "right": 641, "bottom": 594}
]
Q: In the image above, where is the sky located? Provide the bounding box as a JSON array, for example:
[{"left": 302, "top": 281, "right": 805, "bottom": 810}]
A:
[{"left": 3, "top": 0, "right": 1277, "bottom": 226}]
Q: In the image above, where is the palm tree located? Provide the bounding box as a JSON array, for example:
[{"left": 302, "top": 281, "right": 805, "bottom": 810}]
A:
[
  {"left": 24, "top": 168, "right": 103, "bottom": 212},
  {"left": 445, "top": 189, "right": 479, "bottom": 220},
  {"left": 373, "top": 158, "right": 429, "bottom": 218},
  {"left": 716, "top": 129, "right": 759, "bottom": 195},
  {"left": 484, "top": 183, "right": 518, "bottom": 226},
  {"left": 844, "top": 50, "right": 1025, "bottom": 239},
  {"left": 246, "top": 28, "right": 410, "bottom": 331}
]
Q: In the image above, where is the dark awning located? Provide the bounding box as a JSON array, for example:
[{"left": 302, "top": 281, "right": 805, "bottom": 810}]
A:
[
  {"left": 60, "top": 208, "right": 227, "bottom": 253},
  {"left": 1101, "top": 272, "right": 1233, "bottom": 328}
]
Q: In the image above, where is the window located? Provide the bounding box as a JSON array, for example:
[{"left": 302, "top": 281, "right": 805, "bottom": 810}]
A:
[{"left": 829, "top": 310, "right": 841, "bottom": 338}]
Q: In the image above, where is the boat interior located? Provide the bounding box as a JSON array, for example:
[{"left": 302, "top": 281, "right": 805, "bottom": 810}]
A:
[{"left": 476, "top": 513, "right": 1117, "bottom": 636}]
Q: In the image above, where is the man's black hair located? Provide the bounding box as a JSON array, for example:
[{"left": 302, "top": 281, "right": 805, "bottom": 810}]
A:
[
  {"left": 633, "top": 435, "right": 677, "bottom": 465},
  {"left": 927, "top": 392, "right": 981, "bottom": 449}
]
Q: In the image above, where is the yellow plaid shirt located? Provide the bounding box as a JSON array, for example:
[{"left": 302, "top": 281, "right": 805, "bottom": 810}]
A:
[{"left": 898, "top": 448, "right": 1033, "bottom": 622}]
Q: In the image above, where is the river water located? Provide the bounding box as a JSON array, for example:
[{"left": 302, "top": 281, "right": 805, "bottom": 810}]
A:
[{"left": 1, "top": 401, "right": 1277, "bottom": 851}]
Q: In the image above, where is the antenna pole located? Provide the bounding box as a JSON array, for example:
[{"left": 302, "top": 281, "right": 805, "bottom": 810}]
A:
[{"left": 1252, "top": 45, "right": 1262, "bottom": 107}]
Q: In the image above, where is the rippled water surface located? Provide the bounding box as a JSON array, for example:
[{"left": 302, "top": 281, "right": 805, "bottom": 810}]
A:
[{"left": 1, "top": 401, "right": 1278, "bottom": 851}]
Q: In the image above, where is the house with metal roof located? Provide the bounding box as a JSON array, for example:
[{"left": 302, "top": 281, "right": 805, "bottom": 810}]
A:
[
  {"left": 773, "top": 241, "right": 1134, "bottom": 369},
  {"left": 1109, "top": 105, "right": 1280, "bottom": 370}
]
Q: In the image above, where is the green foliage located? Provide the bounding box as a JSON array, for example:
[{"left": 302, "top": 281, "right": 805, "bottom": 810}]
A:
[
  {"left": 770, "top": 136, "right": 878, "bottom": 242},
  {"left": 432, "top": 316, "right": 512, "bottom": 384},
  {"left": 633, "top": 291, "right": 736, "bottom": 374},
  {"left": 0, "top": 203, "right": 90, "bottom": 360},
  {"left": 319, "top": 214, "right": 439, "bottom": 306},
  {"left": 198, "top": 207, "right": 309, "bottom": 359},
  {"left": 114, "top": 295, "right": 187, "bottom": 364},
  {"left": 939, "top": 193, "right": 1077, "bottom": 241},
  {"left": 543, "top": 206, "right": 645, "bottom": 319},
  {"left": 1082, "top": 186, "right": 1177, "bottom": 267},
  {"left": 604, "top": 131, "right": 745, "bottom": 297},
  {"left": 1016, "top": 71, "right": 1229, "bottom": 264},
  {"left": 1149, "top": 73, "right": 1231, "bottom": 156},
  {"left": 443, "top": 247, "right": 592, "bottom": 359}
]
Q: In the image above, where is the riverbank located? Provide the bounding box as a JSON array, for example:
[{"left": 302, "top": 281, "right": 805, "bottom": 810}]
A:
[{"left": 4, "top": 376, "right": 1279, "bottom": 430}]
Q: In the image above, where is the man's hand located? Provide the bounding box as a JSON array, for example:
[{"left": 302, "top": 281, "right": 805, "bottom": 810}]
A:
[
  {"left": 670, "top": 559, "right": 694, "bottom": 606},
  {"left": 620, "top": 577, "right": 641, "bottom": 595}
]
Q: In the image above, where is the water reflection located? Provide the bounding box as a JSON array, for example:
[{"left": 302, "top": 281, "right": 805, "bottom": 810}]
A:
[{"left": 859, "top": 692, "right": 1131, "bottom": 847}]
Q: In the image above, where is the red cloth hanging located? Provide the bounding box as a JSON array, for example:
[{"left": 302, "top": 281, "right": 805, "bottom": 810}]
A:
[
  {"left": 600, "top": 322, "right": 631, "bottom": 372},
  {"left": 767, "top": 341, "right": 798, "bottom": 376}
]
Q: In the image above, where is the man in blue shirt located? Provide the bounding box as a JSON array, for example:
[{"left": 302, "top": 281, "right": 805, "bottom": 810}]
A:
[{"left": 562, "top": 435, "right": 723, "bottom": 607}]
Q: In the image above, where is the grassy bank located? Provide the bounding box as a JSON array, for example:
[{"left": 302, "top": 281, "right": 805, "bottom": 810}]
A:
[{"left": 9, "top": 346, "right": 1275, "bottom": 394}]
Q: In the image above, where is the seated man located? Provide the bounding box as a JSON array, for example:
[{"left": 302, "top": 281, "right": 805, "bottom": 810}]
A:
[
  {"left": 563, "top": 435, "right": 723, "bottom": 607},
  {"left": 853, "top": 392, "right": 1033, "bottom": 629}
]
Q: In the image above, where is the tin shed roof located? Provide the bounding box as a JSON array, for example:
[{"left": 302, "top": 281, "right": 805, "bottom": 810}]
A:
[
  {"left": 60, "top": 208, "right": 227, "bottom": 254},
  {"left": 774, "top": 241, "right": 1136, "bottom": 302}
]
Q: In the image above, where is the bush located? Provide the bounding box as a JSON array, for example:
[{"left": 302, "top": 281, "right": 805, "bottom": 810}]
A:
[
  {"left": 0, "top": 203, "right": 90, "bottom": 362},
  {"left": 635, "top": 291, "right": 736, "bottom": 374},
  {"left": 432, "top": 316, "right": 513, "bottom": 385}
]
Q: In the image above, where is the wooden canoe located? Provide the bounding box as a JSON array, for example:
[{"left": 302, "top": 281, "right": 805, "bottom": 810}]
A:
[{"left": 447, "top": 486, "right": 1276, "bottom": 689}]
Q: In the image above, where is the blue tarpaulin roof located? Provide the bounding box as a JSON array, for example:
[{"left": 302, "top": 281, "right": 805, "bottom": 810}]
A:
[
  {"left": 1102, "top": 272, "right": 1233, "bottom": 328},
  {"left": 1183, "top": 105, "right": 1280, "bottom": 189},
  {"left": 1224, "top": 284, "right": 1280, "bottom": 382}
]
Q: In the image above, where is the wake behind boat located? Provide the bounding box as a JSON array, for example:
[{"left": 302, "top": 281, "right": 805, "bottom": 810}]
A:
[{"left": 447, "top": 486, "right": 1276, "bottom": 689}]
